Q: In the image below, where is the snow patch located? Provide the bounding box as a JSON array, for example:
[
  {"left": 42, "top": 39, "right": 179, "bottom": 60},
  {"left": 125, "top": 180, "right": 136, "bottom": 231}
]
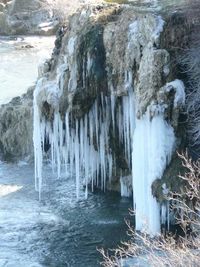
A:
[
  {"left": 165, "top": 79, "right": 185, "bottom": 107},
  {"left": 152, "top": 15, "right": 165, "bottom": 44}
]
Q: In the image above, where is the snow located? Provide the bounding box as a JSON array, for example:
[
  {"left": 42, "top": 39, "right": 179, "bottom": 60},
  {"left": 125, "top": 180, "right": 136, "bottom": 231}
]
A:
[
  {"left": 165, "top": 79, "right": 185, "bottom": 107},
  {"left": 152, "top": 15, "right": 165, "bottom": 43},
  {"left": 0, "top": 185, "right": 23, "bottom": 197},
  {"left": 129, "top": 21, "right": 138, "bottom": 36}
]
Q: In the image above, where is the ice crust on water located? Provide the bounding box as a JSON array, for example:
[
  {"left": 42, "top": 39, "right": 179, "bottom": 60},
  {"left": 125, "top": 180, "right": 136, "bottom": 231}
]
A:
[{"left": 33, "top": 16, "right": 184, "bottom": 234}]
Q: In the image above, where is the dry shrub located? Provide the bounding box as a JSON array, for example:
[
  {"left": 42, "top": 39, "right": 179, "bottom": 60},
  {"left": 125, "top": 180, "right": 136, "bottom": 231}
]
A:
[
  {"left": 180, "top": 41, "right": 200, "bottom": 150},
  {"left": 99, "top": 153, "right": 200, "bottom": 267}
]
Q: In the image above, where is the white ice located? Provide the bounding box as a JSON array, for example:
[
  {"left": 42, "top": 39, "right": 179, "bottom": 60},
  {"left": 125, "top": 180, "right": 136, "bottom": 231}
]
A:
[
  {"left": 132, "top": 107, "right": 175, "bottom": 235},
  {"left": 165, "top": 79, "right": 185, "bottom": 108}
]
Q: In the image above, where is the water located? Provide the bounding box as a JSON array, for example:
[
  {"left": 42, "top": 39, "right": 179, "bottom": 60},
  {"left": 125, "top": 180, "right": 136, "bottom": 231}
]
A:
[
  {"left": 0, "top": 36, "right": 55, "bottom": 105},
  {"left": 0, "top": 162, "right": 132, "bottom": 267}
]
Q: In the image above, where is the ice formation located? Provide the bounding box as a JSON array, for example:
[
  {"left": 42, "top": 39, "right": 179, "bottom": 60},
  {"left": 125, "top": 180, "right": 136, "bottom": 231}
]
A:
[
  {"left": 34, "top": 74, "right": 135, "bottom": 200},
  {"left": 120, "top": 176, "right": 132, "bottom": 197},
  {"left": 33, "top": 11, "right": 184, "bottom": 235},
  {"left": 132, "top": 106, "right": 175, "bottom": 235}
]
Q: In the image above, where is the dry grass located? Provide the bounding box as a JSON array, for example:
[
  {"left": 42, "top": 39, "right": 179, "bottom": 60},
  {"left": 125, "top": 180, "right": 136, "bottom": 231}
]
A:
[{"left": 99, "top": 153, "right": 200, "bottom": 267}]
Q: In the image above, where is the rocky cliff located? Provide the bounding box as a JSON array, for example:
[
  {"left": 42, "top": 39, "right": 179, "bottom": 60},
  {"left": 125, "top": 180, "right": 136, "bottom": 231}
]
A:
[
  {"left": 0, "top": 87, "right": 33, "bottom": 161},
  {"left": 0, "top": 0, "right": 103, "bottom": 35},
  {"left": 1, "top": 0, "right": 199, "bottom": 234},
  {"left": 32, "top": 3, "right": 191, "bottom": 234},
  {"left": 0, "top": 0, "right": 58, "bottom": 35}
]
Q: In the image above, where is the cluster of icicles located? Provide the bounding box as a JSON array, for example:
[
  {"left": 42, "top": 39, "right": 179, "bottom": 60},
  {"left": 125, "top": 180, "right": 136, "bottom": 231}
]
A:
[{"left": 34, "top": 71, "right": 135, "bottom": 200}]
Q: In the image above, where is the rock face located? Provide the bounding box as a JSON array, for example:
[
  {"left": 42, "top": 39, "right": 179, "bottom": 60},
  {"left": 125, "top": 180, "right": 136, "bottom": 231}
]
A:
[
  {"left": 0, "top": 88, "right": 33, "bottom": 161},
  {"left": 0, "top": 0, "right": 103, "bottom": 35},
  {"left": 32, "top": 3, "right": 190, "bottom": 234},
  {"left": 0, "top": 0, "right": 58, "bottom": 35}
]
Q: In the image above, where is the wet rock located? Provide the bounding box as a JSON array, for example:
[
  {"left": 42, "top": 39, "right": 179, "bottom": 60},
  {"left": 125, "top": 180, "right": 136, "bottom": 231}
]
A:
[
  {"left": 0, "top": 0, "right": 57, "bottom": 35},
  {"left": 0, "top": 87, "right": 34, "bottom": 162}
]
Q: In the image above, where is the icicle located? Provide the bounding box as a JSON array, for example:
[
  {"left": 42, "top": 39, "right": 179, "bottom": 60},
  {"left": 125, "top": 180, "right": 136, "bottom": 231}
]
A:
[
  {"left": 94, "top": 100, "right": 99, "bottom": 147},
  {"left": 75, "top": 120, "right": 80, "bottom": 199},
  {"left": 83, "top": 114, "right": 89, "bottom": 197},
  {"left": 67, "top": 37, "right": 78, "bottom": 92},
  {"left": 52, "top": 113, "right": 62, "bottom": 179},
  {"left": 57, "top": 63, "right": 68, "bottom": 94},
  {"left": 33, "top": 78, "right": 45, "bottom": 201},
  {"left": 120, "top": 176, "right": 132, "bottom": 197},
  {"left": 161, "top": 204, "right": 167, "bottom": 225},
  {"left": 118, "top": 104, "right": 123, "bottom": 142},
  {"left": 109, "top": 80, "right": 116, "bottom": 131},
  {"left": 82, "top": 58, "right": 86, "bottom": 89},
  {"left": 117, "top": 71, "right": 135, "bottom": 168},
  {"left": 68, "top": 63, "right": 77, "bottom": 92},
  {"left": 87, "top": 52, "right": 93, "bottom": 74},
  {"left": 167, "top": 201, "right": 170, "bottom": 231},
  {"left": 108, "top": 154, "right": 113, "bottom": 183}
]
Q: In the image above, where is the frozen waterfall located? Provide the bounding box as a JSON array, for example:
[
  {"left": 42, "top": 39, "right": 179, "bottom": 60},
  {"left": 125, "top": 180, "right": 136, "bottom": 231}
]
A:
[
  {"left": 33, "top": 13, "right": 185, "bottom": 235},
  {"left": 33, "top": 76, "right": 181, "bottom": 235},
  {"left": 132, "top": 107, "right": 175, "bottom": 235}
]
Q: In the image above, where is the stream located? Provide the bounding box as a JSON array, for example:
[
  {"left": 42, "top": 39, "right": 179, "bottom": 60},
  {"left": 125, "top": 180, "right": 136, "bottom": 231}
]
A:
[{"left": 0, "top": 162, "right": 132, "bottom": 267}]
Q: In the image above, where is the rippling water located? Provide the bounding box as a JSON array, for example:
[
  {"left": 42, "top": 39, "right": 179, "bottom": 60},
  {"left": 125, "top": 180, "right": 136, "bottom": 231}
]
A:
[
  {"left": 0, "top": 36, "right": 55, "bottom": 105},
  {"left": 0, "top": 162, "right": 132, "bottom": 266}
]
